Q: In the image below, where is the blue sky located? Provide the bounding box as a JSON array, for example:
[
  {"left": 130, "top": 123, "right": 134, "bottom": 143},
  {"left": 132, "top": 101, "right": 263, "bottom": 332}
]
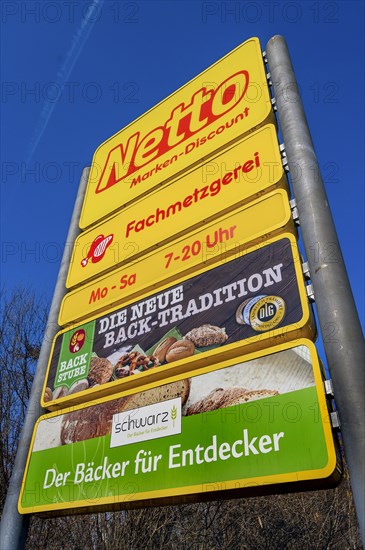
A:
[{"left": 1, "top": 0, "right": 364, "bottom": 348}]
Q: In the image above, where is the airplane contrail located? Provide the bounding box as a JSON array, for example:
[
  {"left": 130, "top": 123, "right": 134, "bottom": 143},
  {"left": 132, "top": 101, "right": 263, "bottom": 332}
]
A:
[{"left": 26, "top": 0, "right": 105, "bottom": 163}]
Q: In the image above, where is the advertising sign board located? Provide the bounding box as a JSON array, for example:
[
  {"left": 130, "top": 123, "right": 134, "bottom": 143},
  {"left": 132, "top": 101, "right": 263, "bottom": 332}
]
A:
[
  {"left": 80, "top": 37, "right": 274, "bottom": 229},
  {"left": 20, "top": 340, "right": 340, "bottom": 516},
  {"left": 42, "top": 234, "right": 315, "bottom": 411},
  {"left": 59, "top": 190, "right": 294, "bottom": 326},
  {"left": 68, "top": 124, "right": 286, "bottom": 289}
]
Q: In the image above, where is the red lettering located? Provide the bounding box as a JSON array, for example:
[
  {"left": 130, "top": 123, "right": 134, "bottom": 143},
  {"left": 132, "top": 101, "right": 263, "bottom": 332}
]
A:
[
  {"left": 242, "top": 160, "right": 254, "bottom": 173},
  {"left": 123, "top": 151, "right": 258, "bottom": 239},
  {"left": 133, "top": 127, "right": 164, "bottom": 168},
  {"left": 120, "top": 273, "right": 137, "bottom": 289},
  {"left": 183, "top": 195, "right": 193, "bottom": 208},
  {"left": 89, "top": 286, "right": 108, "bottom": 304},
  {"left": 95, "top": 71, "right": 250, "bottom": 194},
  {"left": 95, "top": 134, "right": 139, "bottom": 193},
  {"left": 222, "top": 172, "right": 233, "bottom": 185},
  {"left": 126, "top": 220, "right": 136, "bottom": 238},
  {"left": 145, "top": 214, "right": 155, "bottom": 227}
]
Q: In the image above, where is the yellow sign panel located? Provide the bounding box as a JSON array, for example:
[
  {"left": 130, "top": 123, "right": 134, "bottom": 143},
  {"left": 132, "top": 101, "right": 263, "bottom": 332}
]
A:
[
  {"left": 19, "top": 340, "right": 339, "bottom": 516},
  {"left": 80, "top": 37, "right": 274, "bottom": 228},
  {"left": 68, "top": 124, "right": 286, "bottom": 289},
  {"left": 60, "top": 190, "right": 294, "bottom": 326}
]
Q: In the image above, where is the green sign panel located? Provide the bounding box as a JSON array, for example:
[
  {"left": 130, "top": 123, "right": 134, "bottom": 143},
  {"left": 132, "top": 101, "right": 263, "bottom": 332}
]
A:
[
  {"left": 20, "top": 340, "right": 340, "bottom": 515},
  {"left": 54, "top": 321, "right": 95, "bottom": 391}
]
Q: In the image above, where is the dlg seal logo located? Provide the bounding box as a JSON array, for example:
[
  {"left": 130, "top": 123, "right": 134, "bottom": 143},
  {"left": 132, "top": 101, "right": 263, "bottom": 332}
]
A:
[{"left": 236, "top": 295, "right": 286, "bottom": 332}]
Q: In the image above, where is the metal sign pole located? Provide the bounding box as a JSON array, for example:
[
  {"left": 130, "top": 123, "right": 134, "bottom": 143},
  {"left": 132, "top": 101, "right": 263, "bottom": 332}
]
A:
[
  {"left": 266, "top": 35, "right": 365, "bottom": 544},
  {"left": 0, "top": 168, "right": 89, "bottom": 550}
]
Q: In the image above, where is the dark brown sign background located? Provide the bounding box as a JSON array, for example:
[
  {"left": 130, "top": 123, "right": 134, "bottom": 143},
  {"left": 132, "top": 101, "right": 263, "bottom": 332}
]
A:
[{"left": 46, "top": 237, "right": 308, "bottom": 398}]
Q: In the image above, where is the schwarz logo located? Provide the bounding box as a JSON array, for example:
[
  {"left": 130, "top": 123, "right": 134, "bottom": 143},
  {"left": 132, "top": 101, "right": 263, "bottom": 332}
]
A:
[
  {"left": 114, "top": 410, "right": 169, "bottom": 433},
  {"left": 110, "top": 397, "right": 182, "bottom": 448},
  {"left": 95, "top": 71, "right": 249, "bottom": 193}
]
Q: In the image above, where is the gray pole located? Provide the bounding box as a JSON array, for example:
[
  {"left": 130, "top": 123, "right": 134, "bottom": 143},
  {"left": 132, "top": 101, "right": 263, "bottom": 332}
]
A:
[
  {"left": 0, "top": 167, "right": 89, "bottom": 550},
  {"left": 266, "top": 35, "right": 365, "bottom": 544}
]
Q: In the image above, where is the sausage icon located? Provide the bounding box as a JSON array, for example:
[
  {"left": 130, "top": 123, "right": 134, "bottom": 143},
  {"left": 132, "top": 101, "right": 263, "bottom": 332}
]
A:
[{"left": 81, "top": 234, "right": 114, "bottom": 267}]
